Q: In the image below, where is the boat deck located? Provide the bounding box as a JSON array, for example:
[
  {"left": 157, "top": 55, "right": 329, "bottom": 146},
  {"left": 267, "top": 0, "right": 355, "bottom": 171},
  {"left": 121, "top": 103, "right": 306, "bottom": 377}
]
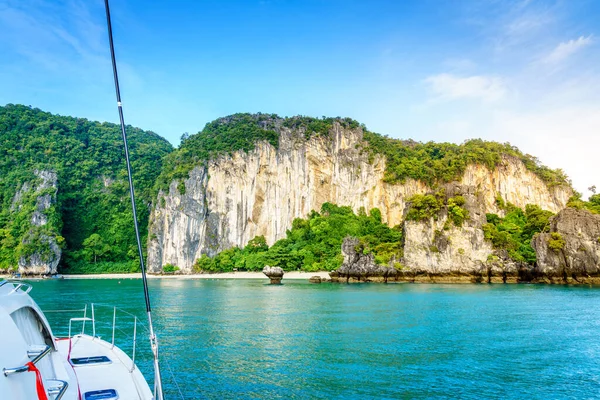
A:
[{"left": 56, "top": 334, "right": 153, "bottom": 400}]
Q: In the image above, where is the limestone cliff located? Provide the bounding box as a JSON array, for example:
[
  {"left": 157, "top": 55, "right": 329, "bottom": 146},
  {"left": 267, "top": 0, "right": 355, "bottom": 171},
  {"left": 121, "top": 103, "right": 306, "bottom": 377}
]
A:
[
  {"left": 148, "top": 123, "right": 572, "bottom": 273},
  {"left": 399, "top": 184, "right": 530, "bottom": 283},
  {"left": 401, "top": 184, "right": 493, "bottom": 280},
  {"left": 331, "top": 237, "right": 399, "bottom": 283},
  {"left": 532, "top": 208, "right": 600, "bottom": 283},
  {"left": 13, "top": 170, "right": 62, "bottom": 275}
]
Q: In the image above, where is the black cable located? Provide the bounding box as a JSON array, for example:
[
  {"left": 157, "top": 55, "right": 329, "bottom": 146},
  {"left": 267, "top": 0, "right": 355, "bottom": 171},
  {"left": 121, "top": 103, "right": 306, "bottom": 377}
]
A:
[
  {"left": 103, "top": 0, "right": 152, "bottom": 314},
  {"left": 104, "top": 3, "right": 164, "bottom": 396}
]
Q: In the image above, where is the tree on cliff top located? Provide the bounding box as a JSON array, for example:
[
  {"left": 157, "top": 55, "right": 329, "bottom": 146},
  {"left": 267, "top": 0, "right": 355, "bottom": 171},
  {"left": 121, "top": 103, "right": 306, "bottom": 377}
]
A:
[{"left": 566, "top": 193, "right": 600, "bottom": 214}]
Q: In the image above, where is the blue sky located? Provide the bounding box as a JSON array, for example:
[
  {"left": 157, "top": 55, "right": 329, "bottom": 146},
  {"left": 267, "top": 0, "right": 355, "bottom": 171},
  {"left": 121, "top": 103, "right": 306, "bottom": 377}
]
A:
[{"left": 1, "top": 0, "right": 599, "bottom": 196}]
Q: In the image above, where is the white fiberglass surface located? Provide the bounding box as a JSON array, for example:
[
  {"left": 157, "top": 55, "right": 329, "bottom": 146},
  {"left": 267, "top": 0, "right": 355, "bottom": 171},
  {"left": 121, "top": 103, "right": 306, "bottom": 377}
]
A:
[
  {"left": 10, "top": 307, "right": 56, "bottom": 378},
  {"left": 60, "top": 335, "right": 153, "bottom": 400}
]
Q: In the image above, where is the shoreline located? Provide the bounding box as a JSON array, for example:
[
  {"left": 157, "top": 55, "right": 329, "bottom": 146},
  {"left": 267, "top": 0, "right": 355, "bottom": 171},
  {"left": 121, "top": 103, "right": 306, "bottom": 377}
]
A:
[
  {"left": 3, "top": 272, "right": 600, "bottom": 285},
  {"left": 1, "top": 271, "right": 332, "bottom": 280}
]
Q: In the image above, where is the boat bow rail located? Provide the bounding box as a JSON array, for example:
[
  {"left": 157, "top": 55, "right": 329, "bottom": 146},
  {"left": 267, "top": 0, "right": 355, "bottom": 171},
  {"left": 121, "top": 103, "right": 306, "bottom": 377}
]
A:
[
  {"left": 49, "top": 303, "right": 155, "bottom": 399},
  {"left": 45, "top": 303, "right": 184, "bottom": 399},
  {"left": 0, "top": 279, "right": 33, "bottom": 296},
  {"left": 45, "top": 303, "right": 147, "bottom": 370}
]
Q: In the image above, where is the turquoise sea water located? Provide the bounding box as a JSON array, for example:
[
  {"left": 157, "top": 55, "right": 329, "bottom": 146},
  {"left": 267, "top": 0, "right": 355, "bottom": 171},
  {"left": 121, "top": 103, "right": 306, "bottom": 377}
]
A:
[{"left": 29, "top": 279, "right": 600, "bottom": 399}]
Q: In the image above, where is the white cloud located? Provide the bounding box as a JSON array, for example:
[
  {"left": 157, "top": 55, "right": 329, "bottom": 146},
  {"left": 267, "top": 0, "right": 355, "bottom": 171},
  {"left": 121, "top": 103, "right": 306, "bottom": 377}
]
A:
[
  {"left": 409, "top": 3, "right": 600, "bottom": 199},
  {"left": 465, "top": 1, "right": 557, "bottom": 53},
  {"left": 543, "top": 35, "right": 593, "bottom": 64},
  {"left": 489, "top": 105, "right": 600, "bottom": 198},
  {"left": 424, "top": 73, "right": 507, "bottom": 103},
  {"left": 0, "top": 1, "right": 103, "bottom": 69}
]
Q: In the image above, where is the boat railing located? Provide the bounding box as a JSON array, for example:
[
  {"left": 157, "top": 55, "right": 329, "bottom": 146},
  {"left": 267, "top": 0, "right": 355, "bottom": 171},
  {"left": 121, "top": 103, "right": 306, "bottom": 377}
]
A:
[
  {"left": 45, "top": 303, "right": 147, "bottom": 372},
  {"left": 44, "top": 303, "right": 184, "bottom": 398},
  {"left": 0, "top": 279, "right": 33, "bottom": 295},
  {"left": 3, "top": 341, "right": 69, "bottom": 399}
]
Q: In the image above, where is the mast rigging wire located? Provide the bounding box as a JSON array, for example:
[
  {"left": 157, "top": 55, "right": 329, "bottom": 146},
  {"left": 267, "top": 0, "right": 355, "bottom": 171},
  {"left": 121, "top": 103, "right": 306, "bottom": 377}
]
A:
[{"left": 103, "top": 1, "right": 164, "bottom": 398}]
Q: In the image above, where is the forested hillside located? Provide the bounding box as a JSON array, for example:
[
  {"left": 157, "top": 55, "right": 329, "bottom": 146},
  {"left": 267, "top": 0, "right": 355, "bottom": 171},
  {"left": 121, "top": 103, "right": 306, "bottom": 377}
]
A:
[
  {"left": 0, "top": 107, "right": 576, "bottom": 275},
  {"left": 192, "top": 203, "right": 403, "bottom": 273},
  {"left": 0, "top": 104, "right": 173, "bottom": 273}
]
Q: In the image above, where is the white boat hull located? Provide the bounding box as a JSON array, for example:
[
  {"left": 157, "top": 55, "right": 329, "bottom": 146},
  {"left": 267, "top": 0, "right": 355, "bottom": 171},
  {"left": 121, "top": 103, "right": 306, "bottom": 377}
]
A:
[{"left": 0, "top": 280, "right": 155, "bottom": 400}]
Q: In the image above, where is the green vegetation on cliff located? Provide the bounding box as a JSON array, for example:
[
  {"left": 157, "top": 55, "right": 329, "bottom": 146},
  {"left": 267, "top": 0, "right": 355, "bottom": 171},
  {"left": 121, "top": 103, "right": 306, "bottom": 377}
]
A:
[
  {"left": 0, "top": 106, "right": 572, "bottom": 274},
  {"left": 282, "top": 115, "right": 360, "bottom": 137},
  {"left": 155, "top": 112, "right": 569, "bottom": 198},
  {"left": 156, "top": 113, "right": 278, "bottom": 192},
  {"left": 483, "top": 204, "right": 554, "bottom": 263},
  {"left": 405, "top": 193, "right": 444, "bottom": 222},
  {"left": 193, "top": 203, "right": 403, "bottom": 273},
  {"left": 547, "top": 232, "right": 566, "bottom": 252},
  {"left": 447, "top": 196, "right": 469, "bottom": 226},
  {"left": 362, "top": 133, "right": 569, "bottom": 187},
  {"left": 566, "top": 193, "right": 600, "bottom": 214},
  {"left": 155, "top": 114, "right": 361, "bottom": 193},
  {"left": 0, "top": 104, "right": 173, "bottom": 272},
  {"left": 1, "top": 180, "right": 64, "bottom": 270},
  {"left": 405, "top": 191, "right": 469, "bottom": 227}
]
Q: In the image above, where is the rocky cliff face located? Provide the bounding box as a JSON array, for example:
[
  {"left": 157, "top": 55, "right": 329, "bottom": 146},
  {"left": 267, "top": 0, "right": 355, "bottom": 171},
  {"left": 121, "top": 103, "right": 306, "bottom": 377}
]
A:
[
  {"left": 532, "top": 208, "right": 600, "bottom": 283},
  {"left": 399, "top": 184, "right": 531, "bottom": 283},
  {"left": 148, "top": 124, "right": 572, "bottom": 272},
  {"left": 13, "top": 170, "right": 61, "bottom": 275},
  {"left": 331, "top": 237, "right": 399, "bottom": 282},
  {"left": 401, "top": 184, "right": 493, "bottom": 280}
]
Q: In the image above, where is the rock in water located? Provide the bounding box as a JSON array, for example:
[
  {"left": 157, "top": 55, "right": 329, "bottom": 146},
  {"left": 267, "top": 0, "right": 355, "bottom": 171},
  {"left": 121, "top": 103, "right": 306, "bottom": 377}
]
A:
[
  {"left": 263, "top": 266, "right": 284, "bottom": 284},
  {"left": 336, "top": 237, "right": 373, "bottom": 282},
  {"left": 309, "top": 276, "right": 322, "bottom": 283},
  {"left": 333, "top": 237, "right": 399, "bottom": 282}
]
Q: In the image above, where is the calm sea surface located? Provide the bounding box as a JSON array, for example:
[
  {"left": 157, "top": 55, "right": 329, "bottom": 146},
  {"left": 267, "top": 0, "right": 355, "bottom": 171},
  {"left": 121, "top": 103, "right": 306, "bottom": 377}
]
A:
[{"left": 29, "top": 279, "right": 600, "bottom": 399}]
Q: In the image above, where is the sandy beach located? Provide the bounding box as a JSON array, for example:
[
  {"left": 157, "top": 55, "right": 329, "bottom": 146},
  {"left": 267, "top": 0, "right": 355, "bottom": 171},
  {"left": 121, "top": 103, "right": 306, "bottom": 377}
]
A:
[{"left": 1, "top": 271, "right": 332, "bottom": 280}]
